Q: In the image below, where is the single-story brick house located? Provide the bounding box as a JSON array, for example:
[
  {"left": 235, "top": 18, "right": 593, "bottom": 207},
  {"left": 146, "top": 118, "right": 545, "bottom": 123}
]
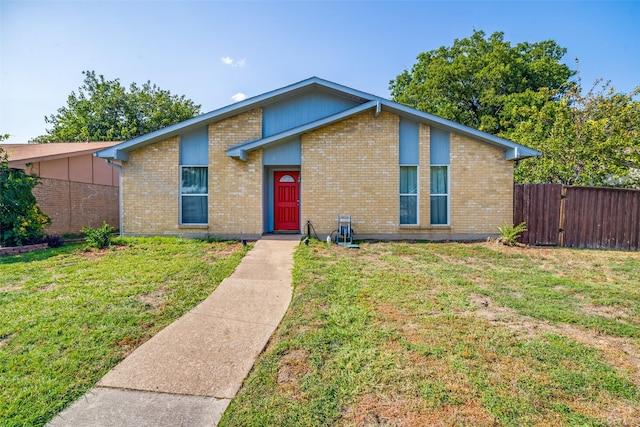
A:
[
  {"left": 1, "top": 142, "right": 120, "bottom": 235},
  {"left": 96, "top": 77, "right": 539, "bottom": 241}
]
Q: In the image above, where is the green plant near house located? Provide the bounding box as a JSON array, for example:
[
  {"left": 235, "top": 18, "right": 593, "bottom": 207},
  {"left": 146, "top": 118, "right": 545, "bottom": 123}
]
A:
[
  {"left": 82, "top": 221, "right": 115, "bottom": 249},
  {"left": 496, "top": 221, "right": 527, "bottom": 246},
  {"left": 0, "top": 237, "right": 249, "bottom": 426},
  {"left": 0, "top": 146, "right": 51, "bottom": 247}
]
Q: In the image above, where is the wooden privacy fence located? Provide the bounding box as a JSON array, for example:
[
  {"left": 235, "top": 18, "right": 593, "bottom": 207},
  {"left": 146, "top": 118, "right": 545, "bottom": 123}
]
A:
[{"left": 514, "top": 184, "right": 640, "bottom": 251}]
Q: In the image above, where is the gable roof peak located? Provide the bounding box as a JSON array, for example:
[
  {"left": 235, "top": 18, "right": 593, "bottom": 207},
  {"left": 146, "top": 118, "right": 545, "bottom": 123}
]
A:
[{"left": 96, "top": 77, "right": 540, "bottom": 162}]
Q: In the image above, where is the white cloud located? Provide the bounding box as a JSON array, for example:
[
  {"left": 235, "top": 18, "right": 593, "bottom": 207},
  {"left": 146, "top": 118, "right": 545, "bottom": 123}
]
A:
[
  {"left": 231, "top": 92, "right": 247, "bottom": 102},
  {"left": 220, "top": 56, "right": 246, "bottom": 67}
]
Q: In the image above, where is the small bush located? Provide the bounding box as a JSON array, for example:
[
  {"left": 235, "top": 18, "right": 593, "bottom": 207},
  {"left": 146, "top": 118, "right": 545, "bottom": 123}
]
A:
[
  {"left": 82, "top": 221, "right": 115, "bottom": 249},
  {"left": 497, "top": 222, "right": 527, "bottom": 246},
  {"left": 45, "top": 234, "right": 65, "bottom": 248}
]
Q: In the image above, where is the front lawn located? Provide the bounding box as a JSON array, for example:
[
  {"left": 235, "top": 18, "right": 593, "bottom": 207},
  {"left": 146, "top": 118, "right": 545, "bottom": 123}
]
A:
[
  {"left": 222, "top": 241, "right": 640, "bottom": 426},
  {"left": 0, "top": 237, "right": 248, "bottom": 426}
]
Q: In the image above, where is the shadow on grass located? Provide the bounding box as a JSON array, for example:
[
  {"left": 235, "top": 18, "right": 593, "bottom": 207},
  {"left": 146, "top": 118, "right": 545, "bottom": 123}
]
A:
[{"left": 0, "top": 243, "right": 83, "bottom": 265}]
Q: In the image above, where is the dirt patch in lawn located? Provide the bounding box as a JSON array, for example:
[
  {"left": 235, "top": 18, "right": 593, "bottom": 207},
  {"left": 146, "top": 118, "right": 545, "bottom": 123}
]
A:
[
  {"left": 277, "top": 349, "right": 310, "bottom": 400},
  {"left": 201, "top": 242, "right": 243, "bottom": 263},
  {"left": 0, "top": 333, "right": 15, "bottom": 348},
  {"left": 581, "top": 303, "right": 635, "bottom": 322},
  {"left": 345, "top": 394, "right": 496, "bottom": 427},
  {"left": 77, "top": 245, "right": 127, "bottom": 259},
  {"left": 138, "top": 289, "right": 167, "bottom": 312},
  {"left": 469, "top": 294, "right": 640, "bottom": 387}
]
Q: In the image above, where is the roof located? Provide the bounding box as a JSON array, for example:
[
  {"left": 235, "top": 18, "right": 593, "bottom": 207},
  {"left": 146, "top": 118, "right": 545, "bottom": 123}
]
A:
[
  {"left": 1, "top": 141, "right": 121, "bottom": 166},
  {"left": 96, "top": 77, "right": 540, "bottom": 162}
]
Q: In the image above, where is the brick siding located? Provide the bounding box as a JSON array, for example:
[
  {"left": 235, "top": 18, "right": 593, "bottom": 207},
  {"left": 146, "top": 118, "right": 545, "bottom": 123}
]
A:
[
  {"left": 120, "top": 108, "right": 514, "bottom": 240},
  {"left": 301, "top": 110, "right": 400, "bottom": 236},
  {"left": 121, "top": 137, "right": 180, "bottom": 235},
  {"left": 33, "top": 178, "right": 119, "bottom": 235},
  {"left": 208, "top": 108, "right": 263, "bottom": 237},
  {"left": 450, "top": 133, "right": 514, "bottom": 235},
  {"left": 301, "top": 112, "right": 513, "bottom": 239},
  {"left": 121, "top": 109, "right": 264, "bottom": 238}
]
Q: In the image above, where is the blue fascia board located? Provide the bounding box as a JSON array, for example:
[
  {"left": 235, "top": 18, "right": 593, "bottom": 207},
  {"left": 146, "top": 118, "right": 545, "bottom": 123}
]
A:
[
  {"left": 95, "top": 77, "right": 376, "bottom": 161},
  {"left": 226, "top": 100, "right": 378, "bottom": 159},
  {"left": 378, "top": 100, "right": 541, "bottom": 160},
  {"left": 94, "top": 76, "right": 540, "bottom": 162}
]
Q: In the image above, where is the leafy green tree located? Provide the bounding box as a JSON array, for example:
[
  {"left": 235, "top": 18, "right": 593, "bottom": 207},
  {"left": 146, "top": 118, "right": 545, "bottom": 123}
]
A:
[
  {"left": 31, "top": 71, "right": 201, "bottom": 143},
  {"left": 0, "top": 141, "right": 51, "bottom": 246},
  {"left": 389, "top": 30, "right": 575, "bottom": 135},
  {"left": 506, "top": 77, "right": 640, "bottom": 187}
]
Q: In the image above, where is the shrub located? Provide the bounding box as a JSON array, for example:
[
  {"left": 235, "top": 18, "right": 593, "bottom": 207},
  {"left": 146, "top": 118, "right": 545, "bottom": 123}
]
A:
[
  {"left": 0, "top": 148, "right": 51, "bottom": 247},
  {"left": 496, "top": 222, "right": 527, "bottom": 246},
  {"left": 82, "top": 221, "right": 115, "bottom": 249},
  {"left": 45, "top": 234, "right": 65, "bottom": 248}
]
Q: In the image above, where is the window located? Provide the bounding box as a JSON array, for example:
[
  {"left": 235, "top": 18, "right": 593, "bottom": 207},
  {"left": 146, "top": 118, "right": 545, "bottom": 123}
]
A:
[
  {"left": 180, "top": 127, "right": 208, "bottom": 224},
  {"left": 400, "top": 166, "right": 418, "bottom": 225},
  {"left": 181, "top": 167, "right": 208, "bottom": 224},
  {"left": 430, "top": 166, "right": 448, "bottom": 225}
]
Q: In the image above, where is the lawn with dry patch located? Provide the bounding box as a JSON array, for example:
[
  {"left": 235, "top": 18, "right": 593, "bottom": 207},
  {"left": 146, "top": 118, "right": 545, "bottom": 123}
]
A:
[
  {"left": 223, "top": 241, "right": 640, "bottom": 426},
  {"left": 1, "top": 237, "right": 248, "bottom": 426}
]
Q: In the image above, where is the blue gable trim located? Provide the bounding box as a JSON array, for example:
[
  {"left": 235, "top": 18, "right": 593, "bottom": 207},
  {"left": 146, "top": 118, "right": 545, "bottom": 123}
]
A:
[
  {"left": 399, "top": 118, "right": 419, "bottom": 165},
  {"left": 430, "top": 127, "right": 450, "bottom": 165},
  {"left": 95, "top": 77, "right": 540, "bottom": 162},
  {"left": 263, "top": 92, "right": 361, "bottom": 137},
  {"left": 226, "top": 101, "right": 378, "bottom": 160},
  {"left": 263, "top": 138, "right": 301, "bottom": 166}
]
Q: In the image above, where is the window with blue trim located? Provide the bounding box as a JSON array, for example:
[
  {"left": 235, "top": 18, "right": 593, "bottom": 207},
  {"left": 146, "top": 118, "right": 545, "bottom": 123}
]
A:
[
  {"left": 181, "top": 167, "right": 208, "bottom": 224},
  {"left": 180, "top": 128, "right": 208, "bottom": 224},
  {"left": 430, "top": 128, "right": 450, "bottom": 226},
  {"left": 430, "top": 166, "right": 448, "bottom": 225},
  {"left": 399, "top": 118, "right": 419, "bottom": 225},
  {"left": 400, "top": 166, "right": 418, "bottom": 225}
]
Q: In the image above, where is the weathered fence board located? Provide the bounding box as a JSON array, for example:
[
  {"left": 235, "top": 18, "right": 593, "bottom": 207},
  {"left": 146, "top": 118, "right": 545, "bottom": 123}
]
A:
[
  {"left": 562, "top": 186, "right": 640, "bottom": 250},
  {"left": 514, "top": 184, "right": 562, "bottom": 246},
  {"left": 514, "top": 184, "right": 640, "bottom": 251}
]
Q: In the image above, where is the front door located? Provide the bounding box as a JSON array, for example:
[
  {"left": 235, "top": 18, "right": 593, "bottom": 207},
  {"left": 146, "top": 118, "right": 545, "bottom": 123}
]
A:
[{"left": 274, "top": 171, "right": 300, "bottom": 231}]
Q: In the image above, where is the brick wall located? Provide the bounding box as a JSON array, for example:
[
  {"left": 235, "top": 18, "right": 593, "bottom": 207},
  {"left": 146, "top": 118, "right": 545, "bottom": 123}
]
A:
[
  {"left": 209, "top": 108, "right": 263, "bottom": 238},
  {"left": 450, "top": 133, "right": 514, "bottom": 235},
  {"left": 32, "top": 178, "right": 119, "bottom": 235},
  {"left": 300, "top": 112, "right": 514, "bottom": 239},
  {"left": 121, "top": 110, "right": 264, "bottom": 238},
  {"left": 301, "top": 110, "right": 400, "bottom": 236},
  {"left": 0, "top": 243, "right": 48, "bottom": 256},
  {"left": 122, "top": 137, "right": 180, "bottom": 235},
  {"left": 119, "top": 107, "right": 514, "bottom": 240}
]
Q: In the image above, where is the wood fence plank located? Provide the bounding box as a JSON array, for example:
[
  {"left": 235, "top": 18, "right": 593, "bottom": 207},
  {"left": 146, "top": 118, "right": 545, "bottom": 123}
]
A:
[{"left": 515, "top": 184, "right": 639, "bottom": 250}]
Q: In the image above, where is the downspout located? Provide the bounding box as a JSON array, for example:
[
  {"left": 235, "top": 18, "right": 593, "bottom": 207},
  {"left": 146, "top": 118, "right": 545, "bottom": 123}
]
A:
[
  {"left": 374, "top": 101, "right": 381, "bottom": 118},
  {"left": 106, "top": 159, "right": 123, "bottom": 237}
]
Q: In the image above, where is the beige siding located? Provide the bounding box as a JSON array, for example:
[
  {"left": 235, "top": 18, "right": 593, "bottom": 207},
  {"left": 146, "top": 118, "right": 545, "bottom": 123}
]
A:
[
  {"left": 12, "top": 153, "right": 121, "bottom": 236},
  {"left": 450, "top": 133, "right": 514, "bottom": 235},
  {"left": 120, "top": 108, "right": 514, "bottom": 240},
  {"left": 33, "top": 178, "right": 119, "bottom": 235},
  {"left": 208, "top": 109, "right": 263, "bottom": 237},
  {"left": 121, "top": 109, "right": 264, "bottom": 238},
  {"left": 122, "top": 137, "right": 180, "bottom": 235},
  {"left": 301, "top": 110, "right": 399, "bottom": 236}
]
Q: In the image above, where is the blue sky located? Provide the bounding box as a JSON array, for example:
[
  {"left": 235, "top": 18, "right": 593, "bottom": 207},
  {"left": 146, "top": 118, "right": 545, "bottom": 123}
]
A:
[{"left": 1, "top": 0, "right": 639, "bottom": 143}]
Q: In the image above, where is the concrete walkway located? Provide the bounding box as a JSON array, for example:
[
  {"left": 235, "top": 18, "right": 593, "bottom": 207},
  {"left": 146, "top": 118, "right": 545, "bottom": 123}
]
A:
[{"left": 48, "top": 235, "right": 300, "bottom": 427}]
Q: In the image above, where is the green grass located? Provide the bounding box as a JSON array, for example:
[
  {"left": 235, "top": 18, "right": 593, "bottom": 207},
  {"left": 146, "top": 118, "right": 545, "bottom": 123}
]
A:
[
  {"left": 222, "top": 241, "right": 640, "bottom": 426},
  {"left": 0, "top": 237, "right": 248, "bottom": 426}
]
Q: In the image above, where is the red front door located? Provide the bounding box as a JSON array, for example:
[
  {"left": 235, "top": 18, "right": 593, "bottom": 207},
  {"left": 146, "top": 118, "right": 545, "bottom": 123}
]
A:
[{"left": 274, "top": 171, "right": 300, "bottom": 231}]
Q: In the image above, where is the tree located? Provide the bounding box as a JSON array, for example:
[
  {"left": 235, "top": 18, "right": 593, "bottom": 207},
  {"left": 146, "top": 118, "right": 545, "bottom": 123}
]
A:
[
  {"left": 0, "top": 138, "right": 51, "bottom": 246},
  {"left": 31, "top": 71, "right": 201, "bottom": 143},
  {"left": 506, "top": 76, "right": 640, "bottom": 187},
  {"left": 389, "top": 30, "right": 575, "bottom": 135}
]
